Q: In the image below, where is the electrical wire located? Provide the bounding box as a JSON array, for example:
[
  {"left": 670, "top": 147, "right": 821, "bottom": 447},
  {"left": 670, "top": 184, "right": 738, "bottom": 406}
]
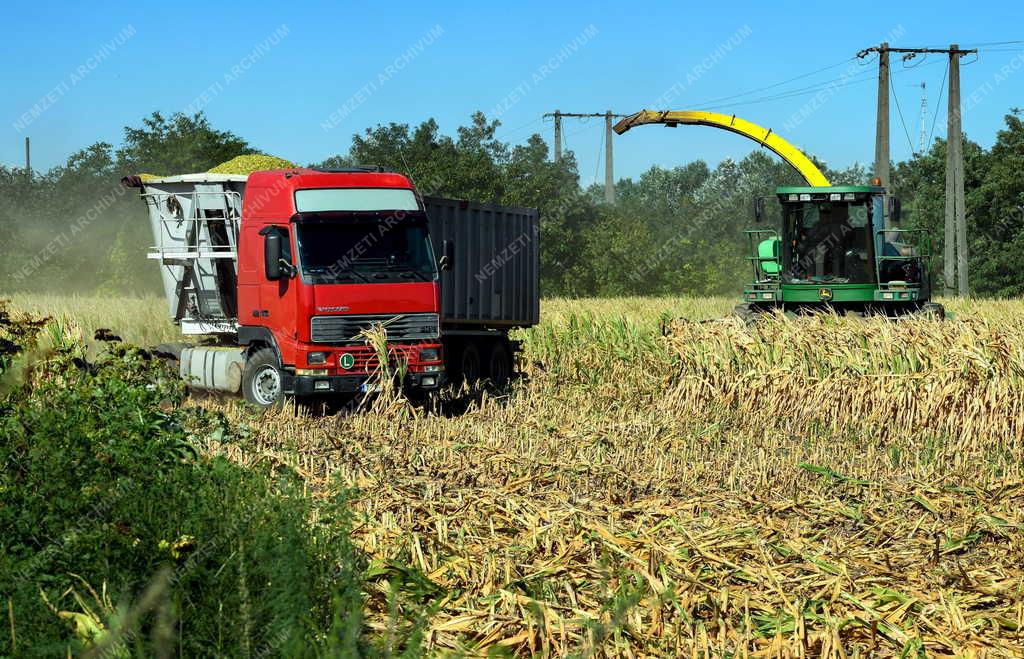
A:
[
  {"left": 695, "top": 73, "right": 877, "bottom": 111},
  {"left": 895, "top": 58, "right": 945, "bottom": 73},
  {"left": 961, "top": 40, "right": 1024, "bottom": 48},
  {"left": 900, "top": 52, "right": 930, "bottom": 69},
  {"left": 564, "top": 123, "right": 595, "bottom": 139},
  {"left": 496, "top": 116, "right": 544, "bottom": 141},
  {"left": 891, "top": 82, "right": 918, "bottom": 156},
  {"left": 690, "top": 59, "right": 941, "bottom": 113},
  {"left": 678, "top": 57, "right": 860, "bottom": 109},
  {"left": 928, "top": 61, "right": 949, "bottom": 148}
]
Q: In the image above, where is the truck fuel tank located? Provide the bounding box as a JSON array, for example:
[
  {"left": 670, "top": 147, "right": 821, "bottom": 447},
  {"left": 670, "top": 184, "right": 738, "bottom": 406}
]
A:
[{"left": 179, "top": 346, "right": 245, "bottom": 393}]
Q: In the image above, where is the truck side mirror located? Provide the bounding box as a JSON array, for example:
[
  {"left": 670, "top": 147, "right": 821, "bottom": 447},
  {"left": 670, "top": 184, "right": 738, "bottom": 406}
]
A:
[
  {"left": 264, "top": 232, "right": 283, "bottom": 280},
  {"left": 439, "top": 240, "right": 454, "bottom": 272},
  {"left": 754, "top": 197, "right": 766, "bottom": 224}
]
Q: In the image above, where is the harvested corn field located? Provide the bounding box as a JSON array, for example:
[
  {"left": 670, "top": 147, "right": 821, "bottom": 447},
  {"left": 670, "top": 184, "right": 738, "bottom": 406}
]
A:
[{"left": 10, "top": 295, "right": 1022, "bottom": 656}]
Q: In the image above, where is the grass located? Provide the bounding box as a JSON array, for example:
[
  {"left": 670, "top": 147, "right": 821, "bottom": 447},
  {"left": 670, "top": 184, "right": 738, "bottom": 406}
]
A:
[{"left": 5, "top": 293, "right": 1024, "bottom": 656}]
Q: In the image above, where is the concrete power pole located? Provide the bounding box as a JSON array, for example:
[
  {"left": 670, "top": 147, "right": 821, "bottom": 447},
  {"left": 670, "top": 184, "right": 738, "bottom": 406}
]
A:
[
  {"left": 943, "top": 91, "right": 957, "bottom": 297},
  {"left": 543, "top": 110, "right": 627, "bottom": 201},
  {"left": 553, "top": 110, "right": 562, "bottom": 163},
  {"left": 24, "top": 137, "right": 31, "bottom": 179},
  {"left": 604, "top": 111, "right": 615, "bottom": 204},
  {"left": 873, "top": 42, "right": 891, "bottom": 193},
  {"left": 859, "top": 43, "right": 976, "bottom": 297},
  {"left": 948, "top": 44, "right": 968, "bottom": 296}
]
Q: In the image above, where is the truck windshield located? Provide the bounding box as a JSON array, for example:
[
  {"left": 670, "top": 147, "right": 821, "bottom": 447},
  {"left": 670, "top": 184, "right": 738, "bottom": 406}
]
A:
[
  {"left": 784, "top": 201, "right": 874, "bottom": 284},
  {"left": 294, "top": 218, "right": 437, "bottom": 283}
]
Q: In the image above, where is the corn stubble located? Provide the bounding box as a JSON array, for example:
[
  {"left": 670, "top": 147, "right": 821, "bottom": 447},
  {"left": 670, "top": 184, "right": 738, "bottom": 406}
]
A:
[{"left": 16, "top": 295, "right": 1024, "bottom": 656}]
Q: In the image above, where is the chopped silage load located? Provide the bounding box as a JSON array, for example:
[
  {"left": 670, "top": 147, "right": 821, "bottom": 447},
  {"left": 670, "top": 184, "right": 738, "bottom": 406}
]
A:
[{"left": 207, "top": 154, "right": 296, "bottom": 174}]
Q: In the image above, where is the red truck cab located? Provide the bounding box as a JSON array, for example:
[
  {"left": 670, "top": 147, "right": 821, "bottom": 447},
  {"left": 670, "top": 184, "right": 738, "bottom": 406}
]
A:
[{"left": 235, "top": 168, "right": 445, "bottom": 404}]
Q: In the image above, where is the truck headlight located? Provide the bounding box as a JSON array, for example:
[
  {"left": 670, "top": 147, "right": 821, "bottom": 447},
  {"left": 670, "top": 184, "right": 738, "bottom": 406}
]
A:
[
  {"left": 419, "top": 347, "right": 441, "bottom": 362},
  {"left": 308, "top": 352, "right": 328, "bottom": 365}
]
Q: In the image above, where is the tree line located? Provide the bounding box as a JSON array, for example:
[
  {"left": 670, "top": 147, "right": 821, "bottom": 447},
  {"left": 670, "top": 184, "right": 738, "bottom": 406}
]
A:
[{"left": 1, "top": 108, "right": 1021, "bottom": 297}]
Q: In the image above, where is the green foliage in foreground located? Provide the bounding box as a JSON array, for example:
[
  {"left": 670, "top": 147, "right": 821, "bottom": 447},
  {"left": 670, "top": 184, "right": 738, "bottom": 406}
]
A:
[{"left": 0, "top": 310, "right": 370, "bottom": 657}]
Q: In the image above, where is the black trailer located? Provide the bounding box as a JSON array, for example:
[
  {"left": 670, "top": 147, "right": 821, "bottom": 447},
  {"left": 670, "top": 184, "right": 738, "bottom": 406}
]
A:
[{"left": 424, "top": 197, "right": 540, "bottom": 384}]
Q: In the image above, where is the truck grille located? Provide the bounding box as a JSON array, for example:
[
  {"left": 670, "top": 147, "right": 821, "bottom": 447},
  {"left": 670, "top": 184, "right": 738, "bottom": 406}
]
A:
[{"left": 310, "top": 313, "right": 440, "bottom": 344}]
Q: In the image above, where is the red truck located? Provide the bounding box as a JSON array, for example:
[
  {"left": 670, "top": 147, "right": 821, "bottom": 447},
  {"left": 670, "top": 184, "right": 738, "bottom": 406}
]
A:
[{"left": 123, "top": 167, "right": 539, "bottom": 407}]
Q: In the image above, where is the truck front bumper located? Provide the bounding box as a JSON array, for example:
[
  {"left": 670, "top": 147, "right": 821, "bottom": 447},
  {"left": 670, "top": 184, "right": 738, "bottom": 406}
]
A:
[{"left": 285, "top": 371, "right": 447, "bottom": 396}]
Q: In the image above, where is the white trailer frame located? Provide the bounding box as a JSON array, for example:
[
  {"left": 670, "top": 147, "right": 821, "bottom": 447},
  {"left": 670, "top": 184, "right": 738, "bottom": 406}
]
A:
[{"left": 137, "top": 173, "right": 248, "bottom": 336}]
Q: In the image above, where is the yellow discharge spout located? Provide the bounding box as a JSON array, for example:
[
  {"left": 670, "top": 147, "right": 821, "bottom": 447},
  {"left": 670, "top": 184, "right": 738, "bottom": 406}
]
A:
[{"left": 613, "top": 110, "right": 831, "bottom": 187}]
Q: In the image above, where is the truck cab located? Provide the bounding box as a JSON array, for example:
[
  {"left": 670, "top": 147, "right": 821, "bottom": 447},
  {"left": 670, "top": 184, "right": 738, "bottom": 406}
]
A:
[
  {"left": 232, "top": 169, "right": 446, "bottom": 405},
  {"left": 741, "top": 185, "right": 939, "bottom": 317}
]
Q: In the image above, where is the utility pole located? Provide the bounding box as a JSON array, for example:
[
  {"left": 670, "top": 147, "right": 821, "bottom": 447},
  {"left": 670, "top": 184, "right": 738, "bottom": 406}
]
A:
[
  {"left": 948, "top": 44, "right": 968, "bottom": 297},
  {"left": 553, "top": 110, "right": 562, "bottom": 163},
  {"left": 543, "top": 110, "right": 628, "bottom": 203},
  {"left": 873, "top": 42, "right": 891, "bottom": 192},
  {"left": 24, "top": 137, "right": 31, "bottom": 179},
  {"left": 604, "top": 110, "right": 615, "bottom": 204},
  {"left": 858, "top": 43, "right": 976, "bottom": 296},
  {"left": 944, "top": 91, "right": 956, "bottom": 297}
]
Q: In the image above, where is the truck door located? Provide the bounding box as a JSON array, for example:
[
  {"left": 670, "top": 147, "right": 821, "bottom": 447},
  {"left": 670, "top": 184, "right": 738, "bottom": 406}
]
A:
[{"left": 257, "top": 225, "right": 299, "bottom": 355}]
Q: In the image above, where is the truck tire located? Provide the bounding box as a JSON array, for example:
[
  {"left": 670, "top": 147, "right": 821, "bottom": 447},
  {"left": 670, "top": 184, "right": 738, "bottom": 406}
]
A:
[
  {"left": 458, "top": 343, "right": 482, "bottom": 386},
  {"left": 242, "top": 347, "right": 285, "bottom": 409},
  {"left": 486, "top": 341, "right": 512, "bottom": 388}
]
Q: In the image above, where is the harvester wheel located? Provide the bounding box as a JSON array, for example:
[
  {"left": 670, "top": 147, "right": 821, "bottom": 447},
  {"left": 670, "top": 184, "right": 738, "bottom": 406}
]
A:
[
  {"left": 918, "top": 302, "right": 946, "bottom": 320},
  {"left": 242, "top": 347, "right": 286, "bottom": 409},
  {"left": 733, "top": 303, "right": 761, "bottom": 326}
]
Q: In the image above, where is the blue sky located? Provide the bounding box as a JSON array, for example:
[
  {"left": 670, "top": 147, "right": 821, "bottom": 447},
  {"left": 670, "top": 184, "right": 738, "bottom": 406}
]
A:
[{"left": 2, "top": 1, "right": 1021, "bottom": 185}]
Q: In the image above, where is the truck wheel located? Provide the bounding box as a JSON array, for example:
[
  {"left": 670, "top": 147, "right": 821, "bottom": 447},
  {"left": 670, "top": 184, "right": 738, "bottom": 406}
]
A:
[
  {"left": 487, "top": 341, "right": 512, "bottom": 387},
  {"left": 242, "top": 348, "right": 285, "bottom": 409},
  {"left": 458, "top": 343, "right": 482, "bottom": 386}
]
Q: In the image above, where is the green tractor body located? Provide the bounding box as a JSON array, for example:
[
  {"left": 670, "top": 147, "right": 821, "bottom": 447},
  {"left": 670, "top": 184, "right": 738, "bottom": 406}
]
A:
[{"left": 740, "top": 186, "right": 942, "bottom": 317}]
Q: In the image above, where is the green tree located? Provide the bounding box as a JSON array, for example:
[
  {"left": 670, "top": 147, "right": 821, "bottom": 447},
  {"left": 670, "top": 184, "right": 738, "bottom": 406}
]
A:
[{"left": 116, "top": 111, "right": 253, "bottom": 175}]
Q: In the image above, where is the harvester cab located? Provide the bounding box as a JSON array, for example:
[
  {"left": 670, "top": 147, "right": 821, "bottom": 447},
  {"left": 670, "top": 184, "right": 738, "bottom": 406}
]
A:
[{"left": 741, "top": 186, "right": 942, "bottom": 318}]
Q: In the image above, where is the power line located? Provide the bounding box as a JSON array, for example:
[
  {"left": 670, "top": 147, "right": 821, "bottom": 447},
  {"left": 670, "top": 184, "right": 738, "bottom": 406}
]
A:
[
  {"left": 697, "top": 58, "right": 945, "bottom": 112},
  {"left": 495, "top": 116, "right": 544, "bottom": 141},
  {"left": 677, "top": 56, "right": 859, "bottom": 109},
  {"left": 891, "top": 82, "right": 917, "bottom": 155},
  {"left": 928, "top": 61, "right": 949, "bottom": 147},
  {"left": 961, "top": 40, "right": 1024, "bottom": 47},
  {"left": 695, "top": 73, "right": 877, "bottom": 111}
]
